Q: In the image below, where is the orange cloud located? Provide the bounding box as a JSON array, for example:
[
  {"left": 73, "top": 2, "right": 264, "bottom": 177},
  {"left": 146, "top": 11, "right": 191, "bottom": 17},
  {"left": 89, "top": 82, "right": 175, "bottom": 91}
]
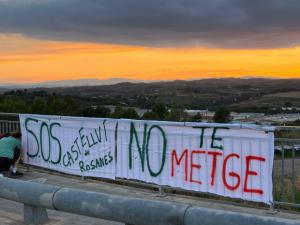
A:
[{"left": 0, "top": 34, "right": 299, "bottom": 84}]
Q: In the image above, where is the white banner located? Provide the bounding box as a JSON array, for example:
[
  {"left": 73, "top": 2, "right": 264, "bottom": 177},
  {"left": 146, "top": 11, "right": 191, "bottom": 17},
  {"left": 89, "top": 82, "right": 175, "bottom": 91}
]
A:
[
  {"left": 19, "top": 114, "right": 117, "bottom": 179},
  {"left": 20, "top": 114, "right": 274, "bottom": 204},
  {"left": 116, "top": 120, "right": 274, "bottom": 204}
]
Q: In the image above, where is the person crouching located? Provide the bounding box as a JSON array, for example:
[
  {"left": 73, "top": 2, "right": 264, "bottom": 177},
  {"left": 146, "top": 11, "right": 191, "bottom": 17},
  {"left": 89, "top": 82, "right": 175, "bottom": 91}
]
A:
[{"left": 0, "top": 132, "right": 23, "bottom": 178}]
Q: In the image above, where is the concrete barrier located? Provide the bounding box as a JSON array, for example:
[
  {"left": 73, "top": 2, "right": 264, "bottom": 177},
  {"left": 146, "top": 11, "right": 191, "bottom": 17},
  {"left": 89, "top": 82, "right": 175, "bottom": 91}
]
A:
[{"left": 1, "top": 177, "right": 300, "bottom": 225}]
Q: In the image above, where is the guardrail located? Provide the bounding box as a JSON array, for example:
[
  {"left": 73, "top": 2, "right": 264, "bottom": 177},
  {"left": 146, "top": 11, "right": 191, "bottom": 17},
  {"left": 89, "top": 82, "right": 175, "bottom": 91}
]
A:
[{"left": 0, "top": 177, "right": 300, "bottom": 225}]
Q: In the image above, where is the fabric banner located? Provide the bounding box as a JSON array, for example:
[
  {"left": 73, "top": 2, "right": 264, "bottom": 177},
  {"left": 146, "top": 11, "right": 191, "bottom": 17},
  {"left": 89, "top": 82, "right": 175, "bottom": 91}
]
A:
[
  {"left": 19, "top": 114, "right": 117, "bottom": 179},
  {"left": 116, "top": 120, "right": 274, "bottom": 204},
  {"left": 20, "top": 114, "right": 274, "bottom": 204}
]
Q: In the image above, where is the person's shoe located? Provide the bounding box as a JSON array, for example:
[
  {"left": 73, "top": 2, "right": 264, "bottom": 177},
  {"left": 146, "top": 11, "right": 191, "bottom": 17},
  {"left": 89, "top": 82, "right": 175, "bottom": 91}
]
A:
[{"left": 10, "top": 171, "right": 23, "bottom": 178}]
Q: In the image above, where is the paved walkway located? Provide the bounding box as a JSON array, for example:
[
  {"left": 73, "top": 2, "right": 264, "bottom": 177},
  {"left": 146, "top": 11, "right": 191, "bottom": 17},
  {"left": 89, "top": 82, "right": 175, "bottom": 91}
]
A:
[
  {"left": 1, "top": 166, "right": 300, "bottom": 224},
  {"left": 0, "top": 198, "right": 121, "bottom": 225}
]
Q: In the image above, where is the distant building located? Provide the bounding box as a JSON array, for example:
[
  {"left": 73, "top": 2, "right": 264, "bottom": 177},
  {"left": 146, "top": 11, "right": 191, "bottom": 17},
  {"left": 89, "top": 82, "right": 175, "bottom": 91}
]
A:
[
  {"left": 184, "top": 109, "right": 215, "bottom": 122},
  {"left": 184, "top": 109, "right": 209, "bottom": 116}
]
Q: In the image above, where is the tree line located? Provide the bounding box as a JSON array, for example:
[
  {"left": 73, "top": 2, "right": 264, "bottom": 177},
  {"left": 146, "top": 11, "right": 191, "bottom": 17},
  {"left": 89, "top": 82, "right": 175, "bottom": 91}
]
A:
[{"left": 0, "top": 95, "right": 232, "bottom": 123}]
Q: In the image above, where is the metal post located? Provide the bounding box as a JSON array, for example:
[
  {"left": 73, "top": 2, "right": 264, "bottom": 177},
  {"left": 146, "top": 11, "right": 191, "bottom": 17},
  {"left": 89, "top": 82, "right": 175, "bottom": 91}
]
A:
[
  {"left": 280, "top": 142, "right": 285, "bottom": 201},
  {"left": 80, "top": 120, "right": 86, "bottom": 183},
  {"left": 291, "top": 146, "right": 296, "bottom": 203},
  {"left": 156, "top": 185, "right": 166, "bottom": 197},
  {"left": 267, "top": 203, "right": 278, "bottom": 215}
]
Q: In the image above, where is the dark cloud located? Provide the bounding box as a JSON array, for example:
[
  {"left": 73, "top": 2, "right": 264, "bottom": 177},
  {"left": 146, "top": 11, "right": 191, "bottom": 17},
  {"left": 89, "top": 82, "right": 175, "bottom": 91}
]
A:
[{"left": 0, "top": 0, "right": 300, "bottom": 48}]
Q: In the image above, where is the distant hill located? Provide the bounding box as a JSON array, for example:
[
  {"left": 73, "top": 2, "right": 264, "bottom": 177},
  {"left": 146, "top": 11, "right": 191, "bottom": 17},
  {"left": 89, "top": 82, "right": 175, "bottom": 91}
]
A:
[
  {"left": 2, "top": 78, "right": 300, "bottom": 111},
  {"left": 0, "top": 78, "right": 156, "bottom": 89}
]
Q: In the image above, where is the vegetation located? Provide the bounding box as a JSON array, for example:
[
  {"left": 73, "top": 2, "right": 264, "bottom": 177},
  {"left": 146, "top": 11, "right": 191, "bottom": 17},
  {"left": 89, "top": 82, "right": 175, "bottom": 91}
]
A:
[
  {"left": 213, "top": 107, "right": 231, "bottom": 123},
  {"left": 0, "top": 93, "right": 198, "bottom": 122},
  {"left": 2, "top": 78, "right": 300, "bottom": 112},
  {"left": 111, "top": 106, "right": 139, "bottom": 119},
  {"left": 82, "top": 105, "right": 111, "bottom": 118}
]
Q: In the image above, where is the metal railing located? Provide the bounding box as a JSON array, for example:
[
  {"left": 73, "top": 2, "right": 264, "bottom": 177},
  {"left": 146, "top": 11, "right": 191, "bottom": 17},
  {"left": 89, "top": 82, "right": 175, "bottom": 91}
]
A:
[
  {"left": 274, "top": 126, "right": 300, "bottom": 209},
  {"left": 0, "top": 113, "right": 300, "bottom": 209},
  {"left": 0, "top": 177, "right": 299, "bottom": 225},
  {"left": 0, "top": 112, "right": 20, "bottom": 134},
  {"left": 0, "top": 120, "right": 20, "bottom": 134}
]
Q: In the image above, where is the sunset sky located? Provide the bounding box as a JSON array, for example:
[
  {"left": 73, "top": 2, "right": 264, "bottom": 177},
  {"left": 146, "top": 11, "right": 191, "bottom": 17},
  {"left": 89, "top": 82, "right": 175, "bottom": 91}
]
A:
[{"left": 0, "top": 0, "right": 300, "bottom": 84}]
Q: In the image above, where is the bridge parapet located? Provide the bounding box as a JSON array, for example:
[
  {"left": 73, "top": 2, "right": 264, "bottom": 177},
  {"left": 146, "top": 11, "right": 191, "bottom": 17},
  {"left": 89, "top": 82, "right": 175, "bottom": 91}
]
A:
[{"left": 1, "top": 177, "right": 300, "bottom": 225}]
